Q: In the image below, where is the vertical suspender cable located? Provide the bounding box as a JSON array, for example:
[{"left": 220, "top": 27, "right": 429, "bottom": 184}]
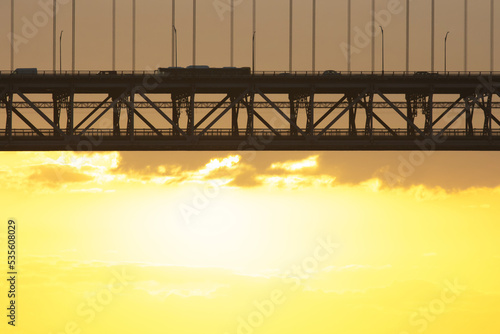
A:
[
  {"left": 290, "top": 0, "right": 293, "bottom": 72},
  {"left": 231, "top": 0, "right": 234, "bottom": 66},
  {"left": 113, "top": 0, "right": 116, "bottom": 70},
  {"left": 347, "top": 0, "right": 351, "bottom": 72},
  {"left": 72, "top": 0, "right": 76, "bottom": 72},
  {"left": 464, "top": 0, "right": 468, "bottom": 71},
  {"left": 372, "top": 0, "right": 375, "bottom": 72},
  {"left": 312, "top": 0, "right": 316, "bottom": 72},
  {"left": 11, "top": 0, "right": 14, "bottom": 71},
  {"left": 491, "top": 0, "right": 494, "bottom": 71},
  {"left": 431, "top": 0, "right": 435, "bottom": 72},
  {"left": 132, "top": 0, "right": 136, "bottom": 71},
  {"left": 193, "top": 0, "right": 197, "bottom": 66},
  {"left": 406, "top": 0, "right": 410, "bottom": 72}
]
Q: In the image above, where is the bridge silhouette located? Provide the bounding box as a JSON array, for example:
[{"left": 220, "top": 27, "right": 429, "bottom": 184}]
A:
[{"left": 1, "top": 71, "right": 499, "bottom": 151}]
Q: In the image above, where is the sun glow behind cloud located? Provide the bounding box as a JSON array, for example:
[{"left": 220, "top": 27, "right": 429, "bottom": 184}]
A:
[
  {"left": 271, "top": 155, "right": 319, "bottom": 171},
  {"left": 1, "top": 151, "right": 500, "bottom": 333}
]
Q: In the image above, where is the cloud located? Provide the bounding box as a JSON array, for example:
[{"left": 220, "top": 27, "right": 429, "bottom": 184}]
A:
[
  {"left": 271, "top": 155, "right": 319, "bottom": 172},
  {"left": 3, "top": 152, "right": 500, "bottom": 203},
  {"left": 28, "top": 165, "right": 95, "bottom": 187},
  {"left": 323, "top": 264, "right": 393, "bottom": 272}
]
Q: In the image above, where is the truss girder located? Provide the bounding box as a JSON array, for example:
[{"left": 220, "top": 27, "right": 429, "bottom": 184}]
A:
[
  {"left": 1, "top": 101, "right": 500, "bottom": 110},
  {"left": 0, "top": 78, "right": 500, "bottom": 151}
]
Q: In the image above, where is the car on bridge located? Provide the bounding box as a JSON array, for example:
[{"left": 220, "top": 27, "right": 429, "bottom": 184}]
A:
[
  {"left": 157, "top": 66, "right": 251, "bottom": 77},
  {"left": 322, "top": 70, "right": 341, "bottom": 76},
  {"left": 98, "top": 70, "right": 118, "bottom": 75},
  {"left": 12, "top": 68, "right": 38, "bottom": 75},
  {"left": 413, "top": 71, "right": 439, "bottom": 78}
]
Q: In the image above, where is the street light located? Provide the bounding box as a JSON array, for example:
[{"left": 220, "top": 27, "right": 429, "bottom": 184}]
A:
[
  {"left": 173, "top": 25, "right": 178, "bottom": 67},
  {"left": 444, "top": 31, "right": 450, "bottom": 73},
  {"left": 60, "top": 30, "right": 64, "bottom": 74},
  {"left": 252, "top": 31, "right": 256, "bottom": 74},
  {"left": 379, "top": 26, "right": 385, "bottom": 74}
]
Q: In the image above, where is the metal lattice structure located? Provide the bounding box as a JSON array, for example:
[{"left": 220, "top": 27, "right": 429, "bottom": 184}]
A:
[{"left": 1, "top": 71, "right": 500, "bottom": 151}]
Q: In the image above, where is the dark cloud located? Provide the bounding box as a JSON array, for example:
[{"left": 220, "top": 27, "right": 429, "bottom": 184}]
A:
[
  {"left": 28, "top": 165, "right": 95, "bottom": 188},
  {"left": 56, "top": 151, "right": 500, "bottom": 191}
]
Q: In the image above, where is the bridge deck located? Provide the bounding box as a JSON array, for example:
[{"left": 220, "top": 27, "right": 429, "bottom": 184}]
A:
[{"left": 1, "top": 72, "right": 499, "bottom": 151}]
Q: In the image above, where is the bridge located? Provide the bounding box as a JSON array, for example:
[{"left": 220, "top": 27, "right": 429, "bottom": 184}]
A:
[{"left": 1, "top": 71, "right": 500, "bottom": 151}]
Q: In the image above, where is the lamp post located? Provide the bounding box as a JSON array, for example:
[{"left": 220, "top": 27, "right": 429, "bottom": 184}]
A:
[
  {"left": 289, "top": 0, "right": 293, "bottom": 72},
  {"left": 11, "top": 0, "right": 14, "bottom": 71},
  {"left": 253, "top": 0, "right": 256, "bottom": 72},
  {"left": 444, "top": 31, "right": 450, "bottom": 73},
  {"left": 172, "top": 0, "right": 175, "bottom": 67},
  {"left": 379, "top": 26, "right": 385, "bottom": 74},
  {"left": 53, "top": 0, "right": 57, "bottom": 71},
  {"left": 173, "top": 25, "right": 178, "bottom": 67},
  {"left": 60, "top": 30, "right": 64, "bottom": 74},
  {"left": 252, "top": 31, "right": 256, "bottom": 74}
]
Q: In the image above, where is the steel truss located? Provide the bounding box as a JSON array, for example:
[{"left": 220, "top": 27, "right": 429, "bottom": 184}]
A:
[{"left": 1, "top": 74, "right": 500, "bottom": 151}]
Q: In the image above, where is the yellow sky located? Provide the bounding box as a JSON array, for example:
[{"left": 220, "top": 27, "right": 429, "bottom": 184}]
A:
[{"left": 1, "top": 151, "right": 500, "bottom": 333}]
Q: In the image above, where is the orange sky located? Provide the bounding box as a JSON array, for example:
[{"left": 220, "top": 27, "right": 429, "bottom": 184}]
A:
[{"left": 0, "top": 0, "right": 498, "bottom": 72}]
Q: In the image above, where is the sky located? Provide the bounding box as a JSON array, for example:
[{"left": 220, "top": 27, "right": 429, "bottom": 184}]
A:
[
  {"left": 0, "top": 0, "right": 498, "bottom": 71},
  {"left": 1, "top": 1, "right": 500, "bottom": 334}
]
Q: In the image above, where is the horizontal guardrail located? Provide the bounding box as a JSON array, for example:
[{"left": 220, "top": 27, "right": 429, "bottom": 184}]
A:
[
  {"left": 0, "top": 70, "right": 499, "bottom": 78},
  {"left": 2, "top": 128, "right": 500, "bottom": 138}
]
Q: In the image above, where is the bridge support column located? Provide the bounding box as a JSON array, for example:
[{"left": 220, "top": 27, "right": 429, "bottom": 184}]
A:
[
  {"left": 111, "top": 94, "right": 122, "bottom": 137},
  {"left": 231, "top": 95, "right": 240, "bottom": 136},
  {"left": 246, "top": 94, "right": 254, "bottom": 136},
  {"left": 464, "top": 95, "right": 475, "bottom": 137},
  {"left": 289, "top": 96, "right": 299, "bottom": 136},
  {"left": 483, "top": 94, "right": 493, "bottom": 138},
  {"left": 406, "top": 94, "right": 417, "bottom": 136},
  {"left": 364, "top": 94, "right": 373, "bottom": 136},
  {"left": 5, "top": 93, "right": 13, "bottom": 138},
  {"left": 66, "top": 93, "right": 74, "bottom": 136},
  {"left": 187, "top": 92, "right": 195, "bottom": 136},
  {"left": 289, "top": 93, "right": 314, "bottom": 136},
  {"left": 53, "top": 95, "right": 61, "bottom": 136},
  {"left": 407, "top": 93, "right": 433, "bottom": 136},
  {"left": 348, "top": 96, "right": 358, "bottom": 136},
  {"left": 53, "top": 93, "right": 70, "bottom": 136},
  {"left": 289, "top": 94, "right": 305, "bottom": 136},
  {"left": 127, "top": 94, "right": 135, "bottom": 139},
  {"left": 172, "top": 93, "right": 191, "bottom": 136},
  {"left": 424, "top": 93, "right": 434, "bottom": 136},
  {"left": 306, "top": 93, "right": 315, "bottom": 135}
]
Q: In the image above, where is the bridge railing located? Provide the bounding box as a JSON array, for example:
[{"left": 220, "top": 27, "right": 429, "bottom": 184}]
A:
[
  {"left": 2, "top": 128, "right": 500, "bottom": 138},
  {"left": 1, "top": 70, "right": 499, "bottom": 78}
]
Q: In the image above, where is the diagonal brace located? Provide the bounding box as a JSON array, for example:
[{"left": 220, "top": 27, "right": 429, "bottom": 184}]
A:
[{"left": 257, "top": 89, "right": 306, "bottom": 137}]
